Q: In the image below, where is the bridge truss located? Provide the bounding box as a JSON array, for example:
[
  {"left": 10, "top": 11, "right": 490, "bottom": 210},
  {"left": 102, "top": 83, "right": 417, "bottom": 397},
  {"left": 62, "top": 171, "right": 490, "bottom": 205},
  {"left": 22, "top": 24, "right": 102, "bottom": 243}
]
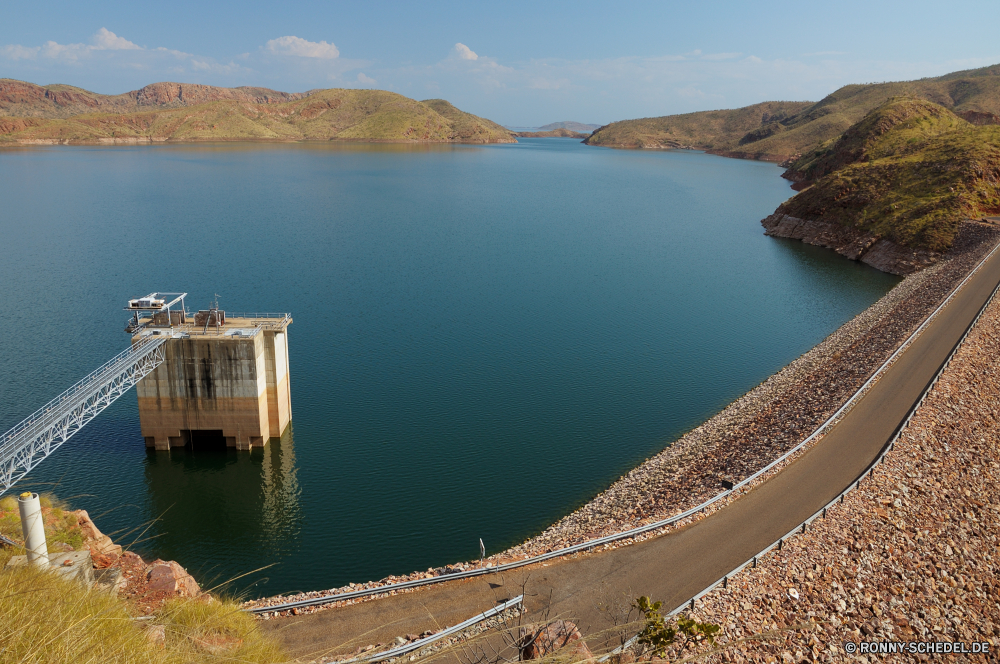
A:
[{"left": 0, "top": 337, "right": 167, "bottom": 494}]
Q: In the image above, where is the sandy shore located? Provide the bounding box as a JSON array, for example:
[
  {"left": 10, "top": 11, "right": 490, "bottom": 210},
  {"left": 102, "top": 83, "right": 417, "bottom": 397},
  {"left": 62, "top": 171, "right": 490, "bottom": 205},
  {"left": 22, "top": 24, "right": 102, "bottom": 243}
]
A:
[{"left": 247, "top": 220, "right": 1000, "bottom": 617}]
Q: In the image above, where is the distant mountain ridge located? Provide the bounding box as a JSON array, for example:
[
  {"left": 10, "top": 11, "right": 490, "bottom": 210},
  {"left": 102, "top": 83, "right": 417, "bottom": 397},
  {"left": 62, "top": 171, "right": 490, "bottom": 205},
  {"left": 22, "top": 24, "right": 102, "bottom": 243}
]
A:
[
  {"left": 585, "top": 64, "right": 1000, "bottom": 161},
  {"left": 538, "top": 121, "right": 600, "bottom": 132},
  {"left": 0, "top": 80, "right": 312, "bottom": 118},
  {"left": 0, "top": 80, "right": 515, "bottom": 144}
]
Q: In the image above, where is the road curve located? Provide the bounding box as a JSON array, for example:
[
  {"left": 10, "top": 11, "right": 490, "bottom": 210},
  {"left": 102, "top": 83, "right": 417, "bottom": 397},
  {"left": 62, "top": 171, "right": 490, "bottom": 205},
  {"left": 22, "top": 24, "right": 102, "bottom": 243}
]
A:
[{"left": 262, "top": 238, "right": 1000, "bottom": 660}]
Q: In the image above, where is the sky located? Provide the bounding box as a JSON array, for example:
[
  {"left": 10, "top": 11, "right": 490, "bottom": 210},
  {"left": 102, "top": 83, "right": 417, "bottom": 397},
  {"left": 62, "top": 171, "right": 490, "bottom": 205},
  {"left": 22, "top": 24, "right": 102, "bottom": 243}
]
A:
[{"left": 2, "top": 0, "right": 999, "bottom": 126}]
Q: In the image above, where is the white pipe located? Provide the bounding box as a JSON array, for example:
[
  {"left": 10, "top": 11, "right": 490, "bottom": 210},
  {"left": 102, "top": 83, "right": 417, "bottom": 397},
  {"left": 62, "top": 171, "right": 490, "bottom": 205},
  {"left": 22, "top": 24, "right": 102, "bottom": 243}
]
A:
[{"left": 17, "top": 492, "right": 48, "bottom": 566}]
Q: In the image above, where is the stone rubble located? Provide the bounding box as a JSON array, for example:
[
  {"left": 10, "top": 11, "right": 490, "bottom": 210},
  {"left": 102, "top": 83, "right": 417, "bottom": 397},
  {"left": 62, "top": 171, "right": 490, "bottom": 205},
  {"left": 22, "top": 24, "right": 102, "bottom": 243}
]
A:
[
  {"left": 642, "top": 249, "right": 1000, "bottom": 662},
  {"left": 247, "top": 221, "right": 1000, "bottom": 626},
  {"left": 117, "top": 550, "right": 204, "bottom": 613}
]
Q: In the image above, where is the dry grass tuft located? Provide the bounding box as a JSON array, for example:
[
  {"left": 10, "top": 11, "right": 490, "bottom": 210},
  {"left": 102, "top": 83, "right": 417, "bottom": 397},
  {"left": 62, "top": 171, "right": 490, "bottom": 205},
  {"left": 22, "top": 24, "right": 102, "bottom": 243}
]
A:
[{"left": 0, "top": 560, "right": 289, "bottom": 663}]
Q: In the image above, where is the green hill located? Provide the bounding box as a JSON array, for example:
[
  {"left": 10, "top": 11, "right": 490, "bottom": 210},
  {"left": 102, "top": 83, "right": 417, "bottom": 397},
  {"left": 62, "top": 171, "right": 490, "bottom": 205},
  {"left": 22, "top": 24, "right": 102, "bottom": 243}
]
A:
[
  {"left": 583, "top": 101, "right": 812, "bottom": 156},
  {"left": 586, "top": 64, "right": 1000, "bottom": 161},
  {"left": 0, "top": 84, "right": 515, "bottom": 144},
  {"left": 774, "top": 97, "right": 1000, "bottom": 252}
]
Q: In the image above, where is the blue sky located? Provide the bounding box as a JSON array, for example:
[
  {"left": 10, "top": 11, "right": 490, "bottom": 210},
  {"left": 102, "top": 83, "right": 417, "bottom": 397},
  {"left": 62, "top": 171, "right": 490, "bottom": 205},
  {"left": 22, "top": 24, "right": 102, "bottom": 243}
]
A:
[{"left": 2, "top": 0, "right": 999, "bottom": 126}]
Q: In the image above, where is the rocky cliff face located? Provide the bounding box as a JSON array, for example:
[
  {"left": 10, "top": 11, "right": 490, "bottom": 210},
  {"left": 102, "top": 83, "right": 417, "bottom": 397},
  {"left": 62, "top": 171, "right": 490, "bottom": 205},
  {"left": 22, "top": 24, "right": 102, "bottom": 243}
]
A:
[
  {"left": 0, "top": 79, "right": 309, "bottom": 118},
  {"left": 761, "top": 213, "right": 941, "bottom": 275}
]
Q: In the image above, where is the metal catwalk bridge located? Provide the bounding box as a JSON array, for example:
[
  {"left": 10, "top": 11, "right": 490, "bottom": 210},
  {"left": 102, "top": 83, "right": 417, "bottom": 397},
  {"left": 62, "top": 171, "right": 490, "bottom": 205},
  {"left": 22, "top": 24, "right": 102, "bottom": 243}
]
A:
[{"left": 0, "top": 337, "right": 167, "bottom": 493}]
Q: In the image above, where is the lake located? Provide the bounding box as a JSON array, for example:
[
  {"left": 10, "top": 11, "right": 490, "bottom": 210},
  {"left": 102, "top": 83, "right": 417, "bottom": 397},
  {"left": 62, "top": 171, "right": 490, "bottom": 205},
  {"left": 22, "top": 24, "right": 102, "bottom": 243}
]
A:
[{"left": 0, "top": 139, "right": 899, "bottom": 596}]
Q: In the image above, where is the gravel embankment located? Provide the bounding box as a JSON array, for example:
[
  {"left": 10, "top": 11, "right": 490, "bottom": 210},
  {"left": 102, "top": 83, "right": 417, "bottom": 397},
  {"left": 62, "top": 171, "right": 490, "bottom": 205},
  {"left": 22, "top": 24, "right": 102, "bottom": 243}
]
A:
[
  {"left": 247, "top": 221, "right": 1000, "bottom": 618},
  {"left": 661, "top": 252, "right": 1000, "bottom": 663}
]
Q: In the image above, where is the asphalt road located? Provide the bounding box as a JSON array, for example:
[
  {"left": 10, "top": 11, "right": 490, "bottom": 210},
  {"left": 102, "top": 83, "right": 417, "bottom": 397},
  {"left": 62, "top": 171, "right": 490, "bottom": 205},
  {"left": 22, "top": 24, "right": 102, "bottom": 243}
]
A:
[{"left": 262, "top": 238, "right": 1000, "bottom": 661}]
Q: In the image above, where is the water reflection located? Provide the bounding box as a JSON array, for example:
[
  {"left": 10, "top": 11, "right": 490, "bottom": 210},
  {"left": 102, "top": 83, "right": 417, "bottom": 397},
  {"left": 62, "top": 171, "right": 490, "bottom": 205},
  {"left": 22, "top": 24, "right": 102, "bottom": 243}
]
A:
[{"left": 141, "top": 426, "right": 301, "bottom": 589}]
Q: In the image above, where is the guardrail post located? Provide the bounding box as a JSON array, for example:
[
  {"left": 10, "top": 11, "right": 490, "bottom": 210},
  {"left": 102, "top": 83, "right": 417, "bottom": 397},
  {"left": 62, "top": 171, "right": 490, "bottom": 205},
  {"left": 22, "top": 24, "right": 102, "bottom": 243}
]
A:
[
  {"left": 778, "top": 539, "right": 783, "bottom": 551},
  {"left": 689, "top": 598, "right": 695, "bottom": 611},
  {"left": 723, "top": 576, "right": 728, "bottom": 589},
  {"left": 801, "top": 522, "right": 807, "bottom": 534},
  {"left": 752, "top": 556, "right": 757, "bottom": 568}
]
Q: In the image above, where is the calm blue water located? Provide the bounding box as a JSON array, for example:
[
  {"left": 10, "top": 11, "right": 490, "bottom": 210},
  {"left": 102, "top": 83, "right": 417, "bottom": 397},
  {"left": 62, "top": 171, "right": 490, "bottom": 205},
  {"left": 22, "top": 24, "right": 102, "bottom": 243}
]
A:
[{"left": 0, "top": 139, "right": 899, "bottom": 596}]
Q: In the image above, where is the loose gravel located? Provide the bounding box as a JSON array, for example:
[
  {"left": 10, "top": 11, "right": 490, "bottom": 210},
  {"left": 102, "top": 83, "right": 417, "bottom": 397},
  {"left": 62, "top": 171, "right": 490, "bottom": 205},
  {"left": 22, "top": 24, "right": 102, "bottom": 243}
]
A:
[{"left": 659, "top": 236, "right": 1000, "bottom": 663}]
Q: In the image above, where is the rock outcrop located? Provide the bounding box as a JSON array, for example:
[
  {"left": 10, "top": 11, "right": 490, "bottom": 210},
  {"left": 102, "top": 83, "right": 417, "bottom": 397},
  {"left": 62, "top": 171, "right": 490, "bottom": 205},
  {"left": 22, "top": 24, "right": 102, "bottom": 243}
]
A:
[
  {"left": 146, "top": 559, "right": 201, "bottom": 597},
  {"left": 519, "top": 620, "right": 591, "bottom": 660},
  {"left": 71, "top": 509, "right": 122, "bottom": 566},
  {"left": 761, "top": 213, "right": 941, "bottom": 275},
  {"left": 0, "top": 79, "right": 308, "bottom": 118}
]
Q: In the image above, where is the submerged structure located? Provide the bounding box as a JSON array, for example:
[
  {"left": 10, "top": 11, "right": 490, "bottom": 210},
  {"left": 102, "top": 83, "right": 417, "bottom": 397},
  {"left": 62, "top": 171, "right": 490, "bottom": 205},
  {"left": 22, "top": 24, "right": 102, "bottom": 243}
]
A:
[{"left": 127, "top": 293, "right": 292, "bottom": 451}]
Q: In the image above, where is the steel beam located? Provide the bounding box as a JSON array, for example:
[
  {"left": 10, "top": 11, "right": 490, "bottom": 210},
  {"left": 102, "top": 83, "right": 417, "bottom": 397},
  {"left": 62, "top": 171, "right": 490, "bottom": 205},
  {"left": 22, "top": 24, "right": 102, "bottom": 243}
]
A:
[{"left": 0, "top": 337, "right": 167, "bottom": 494}]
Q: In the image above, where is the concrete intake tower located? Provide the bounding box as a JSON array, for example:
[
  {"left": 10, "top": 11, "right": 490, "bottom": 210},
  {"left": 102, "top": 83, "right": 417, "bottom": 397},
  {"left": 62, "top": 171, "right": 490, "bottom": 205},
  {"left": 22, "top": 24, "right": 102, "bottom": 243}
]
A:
[{"left": 126, "top": 294, "right": 292, "bottom": 451}]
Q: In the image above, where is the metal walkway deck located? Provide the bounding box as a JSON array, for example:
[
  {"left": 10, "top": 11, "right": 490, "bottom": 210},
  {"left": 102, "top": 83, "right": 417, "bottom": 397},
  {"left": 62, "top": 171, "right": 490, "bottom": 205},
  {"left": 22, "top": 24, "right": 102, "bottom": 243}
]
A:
[{"left": 0, "top": 337, "right": 167, "bottom": 493}]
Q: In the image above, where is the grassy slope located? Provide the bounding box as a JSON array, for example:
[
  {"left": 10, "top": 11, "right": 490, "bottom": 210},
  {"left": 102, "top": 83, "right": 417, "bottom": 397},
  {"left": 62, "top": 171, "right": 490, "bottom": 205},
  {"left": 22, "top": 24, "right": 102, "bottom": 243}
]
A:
[
  {"left": 0, "top": 88, "right": 515, "bottom": 144},
  {"left": 419, "top": 98, "right": 514, "bottom": 141},
  {"left": 586, "top": 64, "right": 1000, "bottom": 161},
  {"left": 584, "top": 101, "right": 812, "bottom": 154},
  {"left": 777, "top": 98, "right": 1000, "bottom": 251},
  {"left": 0, "top": 494, "right": 286, "bottom": 664}
]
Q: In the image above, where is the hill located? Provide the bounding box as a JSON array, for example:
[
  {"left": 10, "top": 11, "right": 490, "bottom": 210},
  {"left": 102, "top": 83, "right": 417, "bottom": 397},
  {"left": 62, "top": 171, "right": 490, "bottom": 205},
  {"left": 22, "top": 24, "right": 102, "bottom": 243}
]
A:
[
  {"left": 584, "top": 101, "right": 813, "bottom": 157},
  {"left": 0, "top": 80, "right": 310, "bottom": 118},
  {"left": 538, "top": 121, "right": 601, "bottom": 132},
  {"left": 762, "top": 97, "right": 1000, "bottom": 272},
  {"left": 586, "top": 64, "right": 1000, "bottom": 161},
  {"left": 513, "top": 128, "right": 590, "bottom": 138},
  {"left": 0, "top": 81, "right": 515, "bottom": 144}
]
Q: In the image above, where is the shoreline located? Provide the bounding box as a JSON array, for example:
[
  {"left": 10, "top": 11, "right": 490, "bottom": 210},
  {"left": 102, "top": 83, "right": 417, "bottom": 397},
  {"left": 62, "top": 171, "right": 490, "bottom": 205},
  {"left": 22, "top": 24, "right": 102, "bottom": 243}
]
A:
[
  {"left": 247, "top": 218, "right": 1000, "bottom": 616},
  {"left": 680, "top": 243, "right": 1000, "bottom": 661},
  {"left": 0, "top": 136, "right": 518, "bottom": 147}
]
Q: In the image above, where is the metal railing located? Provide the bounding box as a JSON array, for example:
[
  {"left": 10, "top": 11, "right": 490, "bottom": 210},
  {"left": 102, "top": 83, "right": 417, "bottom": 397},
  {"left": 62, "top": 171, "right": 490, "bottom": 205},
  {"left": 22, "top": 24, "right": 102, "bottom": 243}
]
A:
[
  {"left": 340, "top": 596, "right": 524, "bottom": 664},
  {"left": 249, "top": 237, "right": 1000, "bottom": 616},
  {"left": 0, "top": 337, "right": 167, "bottom": 494},
  {"left": 596, "top": 237, "right": 1000, "bottom": 660}
]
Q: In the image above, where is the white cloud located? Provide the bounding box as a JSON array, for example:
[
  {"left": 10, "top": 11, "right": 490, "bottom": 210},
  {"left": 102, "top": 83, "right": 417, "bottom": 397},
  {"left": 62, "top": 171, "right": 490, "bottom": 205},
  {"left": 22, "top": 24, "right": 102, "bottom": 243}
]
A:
[
  {"left": 0, "top": 28, "right": 255, "bottom": 83},
  {"left": 265, "top": 36, "right": 339, "bottom": 59},
  {"left": 2, "top": 28, "right": 142, "bottom": 63},
  {"left": 92, "top": 28, "right": 141, "bottom": 51},
  {"left": 1, "top": 44, "right": 39, "bottom": 60},
  {"left": 453, "top": 43, "right": 478, "bottom": 61},
  {"left": 357, "top": 72, "right": 377, "bottom": 85}
]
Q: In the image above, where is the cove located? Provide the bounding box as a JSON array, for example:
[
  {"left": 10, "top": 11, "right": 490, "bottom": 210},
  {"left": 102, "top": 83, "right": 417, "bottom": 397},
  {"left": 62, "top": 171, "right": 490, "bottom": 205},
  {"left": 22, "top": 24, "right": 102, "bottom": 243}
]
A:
[{"left": 0, "top": 139, "right": 899, "bottom": 596}]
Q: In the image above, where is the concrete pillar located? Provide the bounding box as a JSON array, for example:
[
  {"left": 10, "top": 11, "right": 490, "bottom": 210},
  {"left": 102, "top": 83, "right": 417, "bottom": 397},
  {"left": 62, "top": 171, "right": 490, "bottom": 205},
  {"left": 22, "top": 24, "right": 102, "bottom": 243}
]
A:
[{"left": 18, "top": 492, "right": 49, "bottom": 566}]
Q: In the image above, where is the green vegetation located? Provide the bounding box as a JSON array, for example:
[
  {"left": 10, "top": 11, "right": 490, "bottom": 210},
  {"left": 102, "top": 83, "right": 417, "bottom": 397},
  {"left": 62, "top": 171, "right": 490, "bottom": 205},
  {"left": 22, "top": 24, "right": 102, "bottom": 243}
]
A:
[
  {"left": 778, "top": 98, "right": 1000, "bottom": 251},
  {"left": 419, "top": 98, "right": 513, "bottom": 141},
  {"left": 0, "top": 494, "right": 287, "bottom": 663},
  {"left": 586, "top": 64, "right": 1000, "bottom": 161},
  {"left": 584, "top": 101, "right": 812, "bottom": 156},
  {"left": 0, "top": 562, "right": 287, "bottom": 663},
  {"left": 0, "top": 493, "right": 83, "bottom": 552},
  {"left": 633, "top": 596, "right": 720, "bottom": 658},
  {"left": 0, "top": 87, "right": 515, "bottom": 144}
]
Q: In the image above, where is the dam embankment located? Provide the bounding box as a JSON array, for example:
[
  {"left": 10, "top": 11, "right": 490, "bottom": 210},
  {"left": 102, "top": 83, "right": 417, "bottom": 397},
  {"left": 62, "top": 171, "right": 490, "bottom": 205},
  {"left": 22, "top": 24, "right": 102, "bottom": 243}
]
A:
[
  {"left": 682, "top": 236, "right": 1000, "bottom": 661},
  {"left": 247, "top": 218, "right": 1000, "bottom": 617}
]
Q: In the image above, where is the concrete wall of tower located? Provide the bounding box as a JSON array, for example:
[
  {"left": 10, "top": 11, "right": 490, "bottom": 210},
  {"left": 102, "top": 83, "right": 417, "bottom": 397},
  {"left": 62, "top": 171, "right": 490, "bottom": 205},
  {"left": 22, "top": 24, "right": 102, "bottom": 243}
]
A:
[{"left": 133, "top": 318, "right": 292, "bottom": 451}]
